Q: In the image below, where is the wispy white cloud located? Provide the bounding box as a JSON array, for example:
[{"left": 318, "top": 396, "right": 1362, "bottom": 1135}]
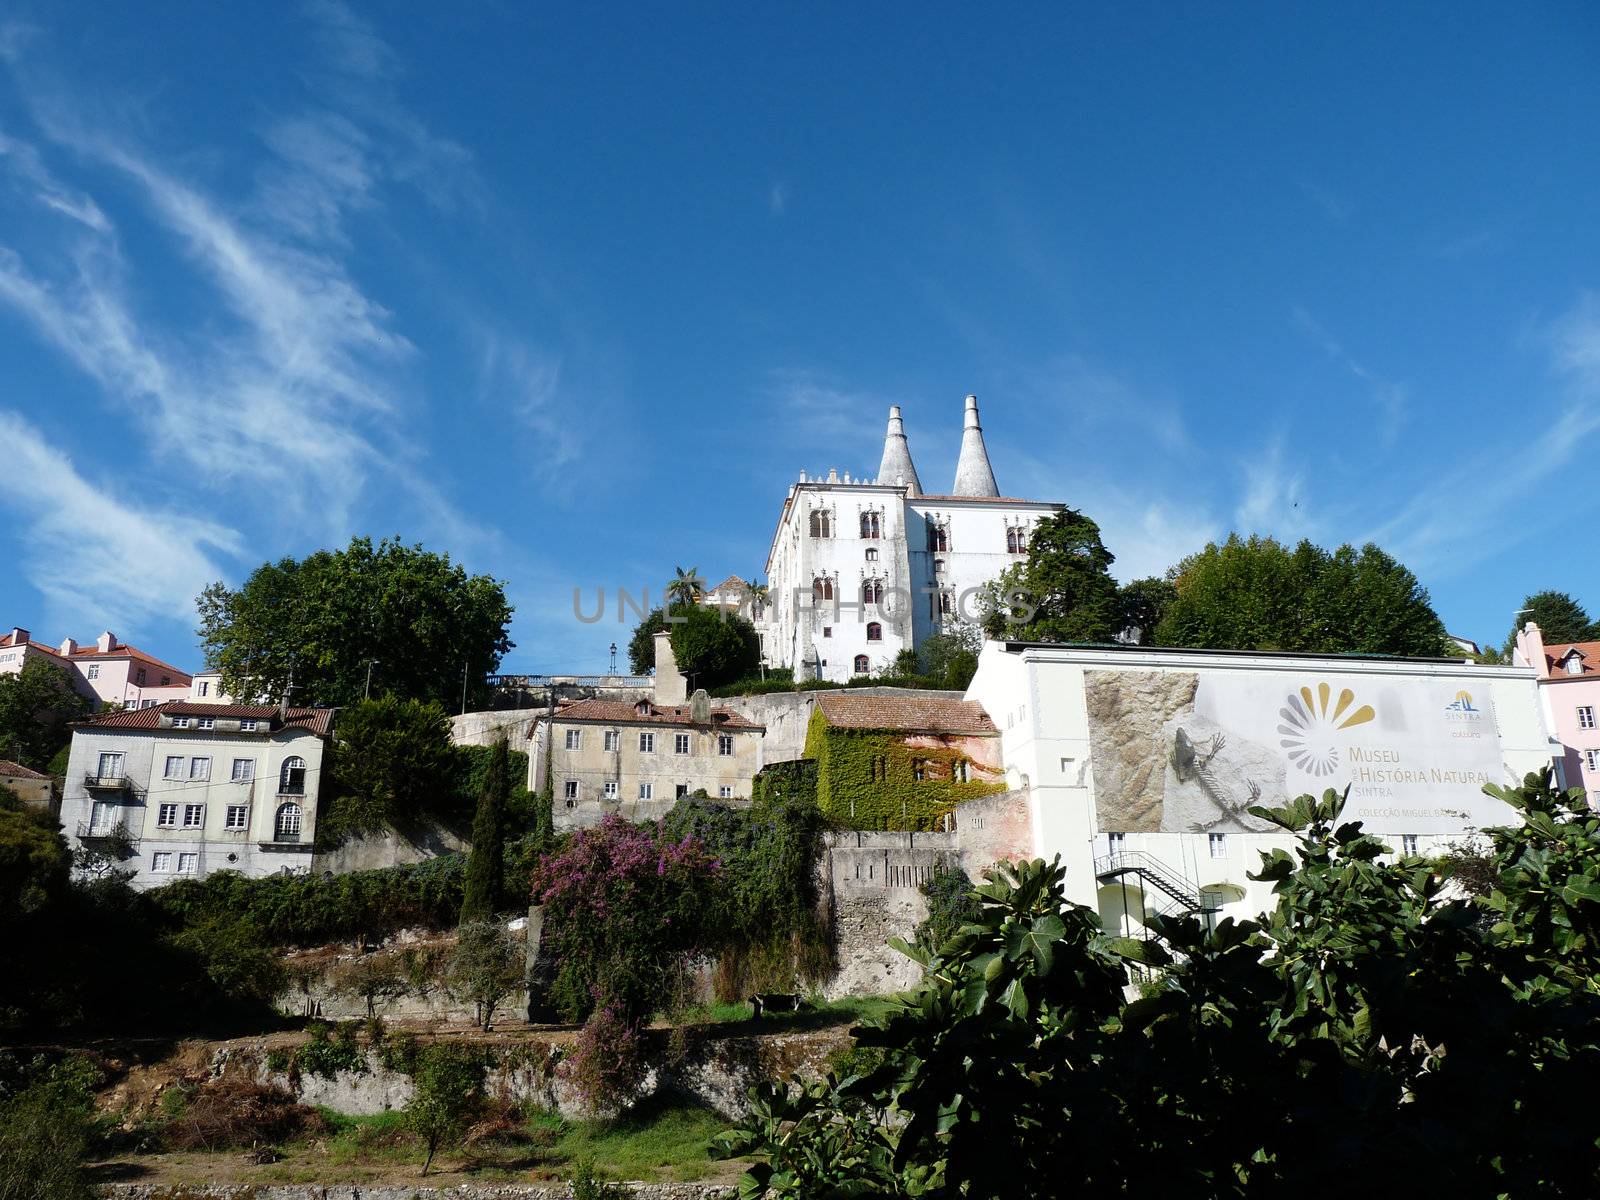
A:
[
  {"left": 1292, "top": 306, "right": 1408, "bottom": 445},
  {"left": 768, "top": 182, "right": 789, "bottom": 216},
  {"left": 0, "top": 412, "right": 240, "bottom": 628},
  {"left": 1234, "top": 436, "right": 1315, "bottom": 540},
  {"left": 477, "top": 332, "right": 581, "bottom": 477},
  {"left": 0, "top": 128, "right": 109, "bottom": 231}
]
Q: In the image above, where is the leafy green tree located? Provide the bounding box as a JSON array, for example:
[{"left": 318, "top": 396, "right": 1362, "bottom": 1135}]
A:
[
  {"left": 448, "top": 920, "right": 525, "bottom": 1031},
  {"left": 1507, "top": 589, "right": 1595, "bottom": 650},
  {"left": 1155, "top": 534, "right": 1450, "bottom": 655},
  {"left": 323, "top": 697, "right": 457, "bottom": 839},
  {"left": 0, "top": 658, "right": 90, "bottom": 769},
  {"left": 404, "top": 1043, "right": 482, "bottom": 1175},
  {"left": 669, "top": 604, "right": 761, "bottom": 691},
  {"left": 981, "top": 509, "right": 1121, "bottom": 643},
  {"left": 1115, "top": 576, "right": 1177, "bottom": 645},
  {"left": 0, "top": 801, "right": 71, "bottom": 919},
  {"left": 459, "top": 738, "right": 509, "bottom": 923},
  {"left": 0, "top": 1056, "right": 100, "bottom": 1200},
  {"left": 919, "top": 625, "right": 981, "bottom": 689},
  {"left": 196, "top": 535, "right": 514, "bottom": 708},
  {"left": 627, "top": 608, "right": 671, "bottom": 674},
  {"left": 665, "top": 565, "right": 705, "bottom": 608},
  {"left": 719, "top": 774, "right": 1600, "bottom": 1197}
]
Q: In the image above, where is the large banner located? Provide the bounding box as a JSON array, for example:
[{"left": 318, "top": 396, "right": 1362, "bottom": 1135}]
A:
[{"left": 1084, "top": 668, "right": 1513, "bottom": 835}]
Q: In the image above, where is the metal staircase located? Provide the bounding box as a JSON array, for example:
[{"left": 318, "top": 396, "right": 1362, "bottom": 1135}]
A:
[{"left": 1094, "top": 850, "right": 1204, "bottom": 915}]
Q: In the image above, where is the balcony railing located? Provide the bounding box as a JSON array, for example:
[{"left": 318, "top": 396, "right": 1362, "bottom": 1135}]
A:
[
  {"left": 84, "top": 773, "right": 131, "bottom": 791},
  {"left": 75, "top": 820, "right": 134, "bottom": 840}
]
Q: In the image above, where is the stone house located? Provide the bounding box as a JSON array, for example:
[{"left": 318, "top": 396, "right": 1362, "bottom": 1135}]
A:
[
  {"left": 0, "top": 759, "right": 55, "bottom": 815},
  {"left": 803, "top": 691, "right": 1005, "bottom": 829},
  {"left": 59, "top": 701, "right": 336, "bottom": 889},
  {"left": 1513, "top": 621, "right": 1600, "bottom": 799},
  {"left": 0, "top": 626, "right": 192, "bottom": 709}
]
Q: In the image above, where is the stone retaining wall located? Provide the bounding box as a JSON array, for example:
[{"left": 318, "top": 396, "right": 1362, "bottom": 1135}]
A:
[{"left": 102, "top": 1186, "right": 732, "bottom": 1200}]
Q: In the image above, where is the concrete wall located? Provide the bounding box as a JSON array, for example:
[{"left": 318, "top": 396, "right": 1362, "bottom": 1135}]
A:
[
  {"left": 717, "top": 686, "right": 966, "bottom": 764},
  {"left": 311, "top": 823, "right": 468, "bottom": 875}
]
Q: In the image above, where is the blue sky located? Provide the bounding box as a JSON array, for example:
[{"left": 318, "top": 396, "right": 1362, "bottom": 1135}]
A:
[{"left": 1, "top": 3, "right": 1597, "bottom": 675}]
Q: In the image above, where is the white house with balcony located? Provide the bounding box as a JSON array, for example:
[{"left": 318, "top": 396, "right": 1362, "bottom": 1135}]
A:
[{"left": 60, "top": 701, "right": 336, "bottom": 889}]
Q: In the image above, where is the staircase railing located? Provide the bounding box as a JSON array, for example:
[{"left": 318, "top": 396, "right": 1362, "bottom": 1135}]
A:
[{"left": 1094, "top": 850, "right": 1204, "bottom": 914}]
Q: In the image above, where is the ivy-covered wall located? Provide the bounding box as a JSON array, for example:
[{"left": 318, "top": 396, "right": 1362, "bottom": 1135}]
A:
[
  {"left": 802, "top": 707, "right": 1006, "bottom": 831},
  {"left": 752, "top": 758, "right": 818, "bottom": 807}
]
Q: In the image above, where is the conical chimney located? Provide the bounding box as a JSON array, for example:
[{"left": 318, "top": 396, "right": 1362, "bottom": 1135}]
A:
[
  {"left": 952, "top": 394, "right": 1000, "bottom": 497},
  {"left": 876, "top": 405, "right": 922, "bottom": 495}
]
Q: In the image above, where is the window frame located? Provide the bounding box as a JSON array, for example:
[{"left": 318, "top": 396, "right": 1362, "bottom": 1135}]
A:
[
  {"left": 565, "top": 729, "right": 582, "bottom": 750},
  {"left": 866, "top": 621, "right": 883, "bottom": 642},
  {"left": 157, "top": 802, "right": 179, "bottom": 828},
  {"left": 225, "top": 805, "right": 249, "bottom": 831},
  {"left": 164, "top": 755, "right": 185, "bottom": 780},
  {"left": 151, "top": 851, "right": 173, "bottom": 873},
  {"left": 189, "top": 756, "right": 211, "bottom": 781},
  {"left": 177, "top": 851, "right": 198, "bottom": 875},
  {"left": 718, "top": 733, "right": 734, "bottom": 757},
  {"left": 603, "top": 730, "right": 620, "bottom": 751},
  {"left": 639, "top": 732, "right": 655, "bottom": 753},
  {"left": 638, "top": 782, "right": 653, "bottom": 801},
  {"left": 231, "top": 758, "right": 255, "bottom": 782},
  {"left": 564, "top": 780, "right": 579, "bottom": 800},
  {"left": 183, "top": 803, "right": 205, "bottom": 829},
  {"left": 603, "top": 780, "right": 619, "bottom": 800},
  {"left": 1581, "top": 706, "right": 1597, "bottom": 731},
  {"left": 1209, "top": 832, "right": 1227, "bottom": 859}
]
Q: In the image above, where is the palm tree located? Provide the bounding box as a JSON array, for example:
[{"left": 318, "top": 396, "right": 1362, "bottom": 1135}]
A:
[
  {"left": 744, "top": 579, "right": 769, "bottom": 620},
  {"left": 666, "top": 566, "right": 705, "bottom": 609}
]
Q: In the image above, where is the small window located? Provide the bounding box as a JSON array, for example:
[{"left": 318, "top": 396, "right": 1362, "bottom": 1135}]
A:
[
  {"left": 954, "top": 759, "right": 970, "bottom": 783},
  {"left": 240, "top": 719, "right": 257, "bottom": 732},
  {"left": 1007, "top": 526, "right": 1025, "bottom": 554},
  {"left": 87, "top": 664, "right": 101, "bottom": 680},
  {"left": 135, "top": 667, "right": 146, "bottom": 685},
  {"left": 675, "top": 784, "right": 689, "bottom": 798},
  {"left": 183, "top": 803, "right": 205, "bottom": 828},
  {"left": 151, "top": 851, "right": 173, "bottom": 873},
  {"left": 189, "top": 757, "right": 210, "bottom": 781},
  {"left": 866, "top": 621, "right": 882, "bottom": 642},
  {"left": 912, "top": 758, "right": 927, "bottom": 781},
  {"left": 812, "top": 577, "right": 834, "bottom": 601},
  {"left": 865, "top": 547, "right": 879, "bottom": 562},
  {"left": 638, "top": 783, "right": 653, "bottom": 800},
  {"left": 231, "top": 758, "right": 255, "bottom": 782},
  {"left": 160, "top": 675, "right": 171, "bottom": 686},
  {"left": 157, "top": 803, "right": 178, "bottom": 828},
  {"left": 564, "top": 780, "right": 579, "bottom": 799},
  {"left": 604, "top": 781, "right": 619, "bottom": 799},
  {"left": 1108, "top": 831, "right": 1125, "bottom": 853},
  {"left": 862, "top": 580, "right": 883, "bottom": 605},
  {"left": 927, "top": 525, "right": 948, "bottom": 552},
  {"left": 675, "top": 733, "right": 690, "bottom": 754},
  {"left": 197, "top": 717, "right": 214, "bottom": 730},
  {"left": 177, "top": 852, "right": 197, "bottom": 874},
  {"left": 225, "top": 805, "right": 249, "bottom": 830},
  {"left": 853, "top": 654, "right": 869, "bottom": 674},
  {"left": 719, "top": 786, "right": 734, "bottom": 799},
  {"left": 565, "top": 729, "right": 582, "bottom": 750},
  {"left": 939, "top": 590, "right": 953, "bottom": 615},
  {"left": 1209, "top": 833, "right": 1227, "bottom": 859},
  {"left": 274, "top": 802, "right": 302, "bottom": 840},
  {"left": 718, "top": 734, "right": 734, "bottom": 756},
  {"left": 173, "top": 717, "right": 192, "bottom": 729},
  {"left": 860, "top": 511, "right": 881, "bottom": 539},
  {"left": 639, "top": 732, "right": 655, "bottom": 753},
  {"left": 97, "top": 751, "right": 124, "bottom": 779},
  {"left": 1587, "top": 749, "right": 1600, "bottom": 772},
  {"left": 164, "top": 755, "right": 185, "bottom": 780},
  {"left": 198, "top": 681, "right": 209, "bottom": 696},
  {"left": 604, "top": 730, "right": 619, "bottom": 751},
  {"left": 1401, "top": 834, "right": 1419, "bottom": 856},
  {"left": 1581, "top": 706, "right": 1597, "bottom": 731}
]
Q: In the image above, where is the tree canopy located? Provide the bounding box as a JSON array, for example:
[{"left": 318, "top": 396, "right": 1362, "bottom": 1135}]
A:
[
  {"left": 1154, "top": 534, "right": 1451, "bottom": 655},
  {"left": 322, "top": 697, "right": 458, "bottom": 841},
  {"left": 980, "top": 509, "right": 1122, "bottom": 643},
  {"left": 669, "top": 605, "right": 761, "bottom": 691},
  {"left": 1507, "top": 589, "right": 1595, "bottom": 650},
  {"left": 0, "top": 658, "right": 90, "bottom": 769},
  {"left": 196, "top": 535, "right": 514, "bottom": 709},
  {"left": 627, "top": 608, "right": 670, "bottom": 675},
  {"left": 719, "top": 772, "right": 1600, "bottom": 1197}
]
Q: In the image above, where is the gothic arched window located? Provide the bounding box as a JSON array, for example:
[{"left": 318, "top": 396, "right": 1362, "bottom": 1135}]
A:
[
  {"left": 275, "top": 802, "right": 303, "bottom": 841},
  {"left": 860, "top": 511, "right": 881, "bottom": 539},
  {"left": 939, "top": 590, "right": 954, "bottom": 615},
  {"left": 862, "top": 579, "right": 883, "bottom": 606},
  {"left": 854, "top": 655, "right": 870, "bottom": 675},
  {"left": 1007, "top": 527, "right": 1024, "bottom": 554},
  {"left": 809, "top": 510, "right": 831, "bottom": 538},
  {"left": 812, "top": 577, "right": 833, "bottom": 601},
  {"left": 927, "top": 523, "right": 948, "bottom": 553},
  {"left": 866, "top": 622, "right": 883, "bottom": 642}
]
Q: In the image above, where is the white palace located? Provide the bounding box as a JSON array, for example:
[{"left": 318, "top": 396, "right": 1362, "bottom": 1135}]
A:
[{"left": 760, "top": 396, "right": 1061, "bottom": 683}]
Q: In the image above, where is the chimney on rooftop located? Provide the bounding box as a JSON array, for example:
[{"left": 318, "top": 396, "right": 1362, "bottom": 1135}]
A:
[
  {"left": 97, "top": 631, "right": 117, "bottom": 653},
  {"left": 951, "top": 394, "right": 1000, "bottom": 497},
  {"left": 59, "top": 638, "right": 77, "bottom": 656},
  {"left": 9, "top": 627, "right": 27, "bottom": 647}
]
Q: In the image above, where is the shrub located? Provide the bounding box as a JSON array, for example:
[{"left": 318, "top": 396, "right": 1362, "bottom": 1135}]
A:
[
  {"left": 405, "top": 1042, "right": 484, "bottom": 1175},
  {"left": 570, "top": 1156, "right": 632, "bottom": 1200},
  {"left": 561, "top": 1003, "right": 646, "bottom": 1114},
  {"left": 161, "top": 1079, "right": 327, "bottom": 1151},
  {"left": 295, "top": 1021, "right": 367, "bottom": 1079},
  {"left": 448, "top": 921, "right": 525, "bottom": 1031},
  {"left": 914, "top": 861, "right": 979, "bottom": 948},
  {"left": 460, "top": 739, "right": 510, "bottom": 923},
  {"left": 0, "top": 1056, "right": 99, "bottom": 1200}
]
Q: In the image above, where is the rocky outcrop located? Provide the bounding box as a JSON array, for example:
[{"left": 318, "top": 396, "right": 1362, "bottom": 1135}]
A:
[{"left": 1084, "top": 670, "right": 1199, "bottom": 831}]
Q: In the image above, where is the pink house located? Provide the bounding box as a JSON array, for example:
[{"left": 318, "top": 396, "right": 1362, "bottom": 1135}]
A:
[
  {"left": 0, "top": 627, "right": 192, "bottom": 710},
  {"left": 1514, "top": 621, "right": 1600, "bottom": 799}
]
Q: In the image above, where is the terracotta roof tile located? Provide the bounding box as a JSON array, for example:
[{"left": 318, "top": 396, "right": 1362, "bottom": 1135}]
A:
[
  {"left": 815, "top": 691, "right": 997, "bottom": 734},
  {"left": 544, "top": 697, "right": 765, "bottom": 731},
  {"left": 1542, "top": 642, "right": 1600, "bottom": 679},
  {"left": 0, "top": 759, "right": 50, "bottom": 780},
  {"left": 78, "top": 700, "right": 335, "bottom": 738}
]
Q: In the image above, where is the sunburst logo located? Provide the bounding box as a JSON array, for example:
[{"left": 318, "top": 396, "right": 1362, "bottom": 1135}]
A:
[
  {"left": 1444, "top": 690, "right": 1479, "bottom": 714},
  {"left": 1278, "top": 682, "right": 1376, "bottom": 776}
]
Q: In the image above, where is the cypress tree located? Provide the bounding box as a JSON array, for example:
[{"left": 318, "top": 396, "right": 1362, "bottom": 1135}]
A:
[{"left": 460, "top": 738, "right": 508, "bottom": 923}]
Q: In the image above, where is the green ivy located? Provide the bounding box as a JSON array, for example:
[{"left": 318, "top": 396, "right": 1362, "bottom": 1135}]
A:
[
  {"left": 803, "top": 708, "right": 1005, "bottom": 830},
  {"left": 292, "top": 1021, "right": 368, "bottom": 1079},
  {"left": 751, "top": 759, "right": 818, "bottom": 807}
]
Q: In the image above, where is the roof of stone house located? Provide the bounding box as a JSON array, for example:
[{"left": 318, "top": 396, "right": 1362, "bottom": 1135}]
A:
[
  {"left": 707, "top": 575, "right": 748, "bottom": 596},
  {"left": 1539, "top": 641, "right": 1600, "bottom": 679},
  {"left": 0, "top": 633, "right": 66, "bottom": 658},
  {"left": 0, "top": 759, "right": 50, "bottom": 780},
  {"left": 78, "top": 701, "right": 336, "bottom": 737},
  {"left": 814, "top": 691, "right": 998, "bottom": 735},
  {"left": 0, "top": 631, "right": 192, "bottom": 679},
  {"left": 544, "top": 698, "right": 765, "bottom": 731}
]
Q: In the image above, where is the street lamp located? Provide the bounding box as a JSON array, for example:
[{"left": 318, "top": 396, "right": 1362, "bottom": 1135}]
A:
[{"left": 609, "top": 642, "right": 618, "bottom": 674}]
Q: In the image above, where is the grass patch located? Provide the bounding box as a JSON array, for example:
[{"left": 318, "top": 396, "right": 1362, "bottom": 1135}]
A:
[
  {"left": 672, "top": 992, "right": 897, "bottom": 1034},
  {"left": 543, "top": 1097, "right": 728, "bottom": 1182}
]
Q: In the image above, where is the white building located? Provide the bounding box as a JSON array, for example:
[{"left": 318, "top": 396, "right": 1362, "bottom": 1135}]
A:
[
  {"left": 965, "top": 640, "right": 1555, "bottom": 933},
  {"left": 0, "top": 627, "right": 192, "bottom": 709},
  {"left": 60, "top": 701, "right": 336, "bottom": 889},
  {"left": 761, "top": 397, "right": 1060, "bottom": 683}
]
